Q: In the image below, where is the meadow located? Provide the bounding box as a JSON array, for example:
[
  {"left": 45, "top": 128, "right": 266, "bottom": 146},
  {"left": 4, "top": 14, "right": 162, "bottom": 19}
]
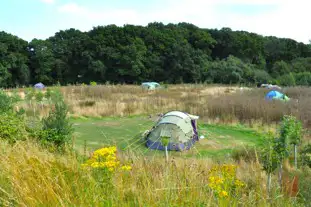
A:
[
  {"left": 1, "top": 84, "right": 311, "bottom": 206},
  {"left": 61, "top": 84, "right": 311, "bottom": 128}
]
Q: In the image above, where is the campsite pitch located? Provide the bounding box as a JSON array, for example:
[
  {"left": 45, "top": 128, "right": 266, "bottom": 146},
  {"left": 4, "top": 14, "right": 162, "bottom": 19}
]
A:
[{"left": 72, "top": 116, "right": 263, "bottom": 158}]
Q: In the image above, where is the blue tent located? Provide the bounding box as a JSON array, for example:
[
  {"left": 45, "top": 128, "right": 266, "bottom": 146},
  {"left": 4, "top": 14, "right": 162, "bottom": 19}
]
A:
[
  {"left": 265, "top": 90, "right": 289, "bottom": 101},
  {"left": 34, "top": 82, "right": 45, "bottom": 89}
]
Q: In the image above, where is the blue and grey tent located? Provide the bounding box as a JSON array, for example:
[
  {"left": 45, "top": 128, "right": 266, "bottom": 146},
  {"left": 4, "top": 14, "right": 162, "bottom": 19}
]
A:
[
  {"left": 265, "top": 90, "right": 290, "bottom": 101},
  {"left": 141, "top": 82, "right": 161, "bottom": 90},
  {"left": 34, "top": 82, "right": 45, "bottom": 89},
  {"left": 146, "top": 111, "right": 199, "bottom": 151}
]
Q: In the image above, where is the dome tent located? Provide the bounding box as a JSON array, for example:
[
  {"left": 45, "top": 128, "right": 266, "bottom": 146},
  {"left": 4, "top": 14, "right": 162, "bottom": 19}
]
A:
[
  {"left": 34, "top": 82, "right": 45, "bottom": 89},
  {"left": 141, "top": 82, "right": 161, "bottom": 90},
  {"left": 146, "top": 111, "right": 199, "bottom": 151},
  {"left": 265, "top": 90, "right": 290, "bottom": 101}
]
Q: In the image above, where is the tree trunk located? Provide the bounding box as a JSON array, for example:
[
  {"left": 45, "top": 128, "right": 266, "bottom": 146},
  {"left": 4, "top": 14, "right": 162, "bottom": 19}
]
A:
[
  {"left": 267, "top": 172, "right": 272, "bottom": 194},
  {"left": 278, "top": 162, "right": 283, "bottom": 187},
  {"left": 294, "top": 144, "right": 298, "bottom": 169},
  {"left": 165, "top": 146, "right": 168, "bottom": 162}
]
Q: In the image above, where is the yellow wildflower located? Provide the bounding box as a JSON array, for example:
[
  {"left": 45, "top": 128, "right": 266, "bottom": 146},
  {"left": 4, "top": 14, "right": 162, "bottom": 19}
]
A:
[
  {"left": 121, "top": 165, "right": 132, "bottom": 171},
  {"left": 219, "top": 190, "right": 228, "bottom": 198},
  {"left": 234, "top": 179, "right": 245, "bottom": 187},
  {"left": 91, "top": 162, "right": 100, "bottom": 168}
]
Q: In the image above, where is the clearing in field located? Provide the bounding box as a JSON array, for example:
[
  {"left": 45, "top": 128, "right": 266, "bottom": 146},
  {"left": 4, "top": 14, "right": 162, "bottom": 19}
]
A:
[{"left": 72, "top": 116, "right": 264, "bottom": 159}]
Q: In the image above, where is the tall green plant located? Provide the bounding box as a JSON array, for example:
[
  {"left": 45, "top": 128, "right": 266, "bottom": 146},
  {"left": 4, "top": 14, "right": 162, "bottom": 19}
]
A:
[
  {"left": 0, "top": 90, "right": 19, "bottom": 114},
  {"left": 260, "top": 132, "right": 278, "bottom": 193},
  {"left": 280, "top": 115, "right": 303, "bottom": 169},
  {"left": 39, "top": 89, "right": 73, "bottom": 150}
]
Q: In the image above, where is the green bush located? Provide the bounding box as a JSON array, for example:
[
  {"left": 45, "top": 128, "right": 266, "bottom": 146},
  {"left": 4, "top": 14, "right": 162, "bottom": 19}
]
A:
[
  {"left": 90, "top": 81, "right": 97, "bottom": 86},
  {"left": 38, "top": 90, "right": 73, "bottom": 149},
  {"left": 294, "top": 72, "right": 311, "bottom": 86},
  {"left": 278, "top": 73, "right": 296, "bottom": 86},
  {"left": 0, "top": 113, "right": 27, "bottom": 143},
  {"left": 0, "top": 90, "right": 20, "bottom": 113},
  {"left": 296, "top": 168, "right": 311, "bottom": 205},
  {"left": 35, "top": 91, "right": 44, "bottom": 103},
  {"left": 300, "top": 144, "right": 311, "bottom": 168}
]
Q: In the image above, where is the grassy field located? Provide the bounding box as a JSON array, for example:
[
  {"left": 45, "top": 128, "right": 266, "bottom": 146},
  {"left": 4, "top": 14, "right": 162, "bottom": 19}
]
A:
[
  {"left": 1, "top": 84, "right": 311, "bottom": 206},
  {"left": 72, "top": 116, "right": 264, "bottom": 159},
  {"left": 10, "top": 84, "right": 311, "bottom": 129}
]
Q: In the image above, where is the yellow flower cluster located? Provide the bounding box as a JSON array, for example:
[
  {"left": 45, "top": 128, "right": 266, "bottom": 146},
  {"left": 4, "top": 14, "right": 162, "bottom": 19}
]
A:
[
  {"left": 121, "top": 165, "right": 132, "bottom": 171},
  {"left": 82, "top": 146, "right": 132, "bottom": 172},
  {"left": 207, "top": 164, "right": 245, "bottom": 198}
]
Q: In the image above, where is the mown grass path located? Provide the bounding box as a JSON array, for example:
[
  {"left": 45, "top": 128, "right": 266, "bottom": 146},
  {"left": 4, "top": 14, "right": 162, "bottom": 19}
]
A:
[{"left": 72, "top": 116, "right": 264, "bottom": 158}]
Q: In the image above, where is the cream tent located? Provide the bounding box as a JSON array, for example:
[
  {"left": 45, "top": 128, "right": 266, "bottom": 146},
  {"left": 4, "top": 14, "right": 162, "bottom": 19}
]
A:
[{"left": 146, "top": 111, "right": 199, "bottom": 151}]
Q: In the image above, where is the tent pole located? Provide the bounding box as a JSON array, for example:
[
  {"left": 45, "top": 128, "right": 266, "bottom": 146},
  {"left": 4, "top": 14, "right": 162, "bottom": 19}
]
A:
[{"left": 165, "top": 146, "right": 168, "bottom": 162}]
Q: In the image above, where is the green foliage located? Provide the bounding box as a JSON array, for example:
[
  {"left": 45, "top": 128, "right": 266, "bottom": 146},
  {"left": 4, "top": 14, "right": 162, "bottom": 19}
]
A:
[
  {"left": 300, "top": 144, "right": 311, "bottom": 168},
  {"left": 231, "top": 146, "right": 258, "bottom": 163},
  {"left": 45, "top": 88, "right": 52, "bottom": 100},
  {"left": 278, "top": 73, "right": 296, "bottom": 86},
  {"left": 0, "top": 89, "right": 27, "bottom": 143},
  {"left": 38, "top": 90, "right": 73, "bottom": 148},
  {"left": 35, "top": 91, "right": 44, "bottom": 103},
  {"left": 294, "top": 72, "right": 311, "bottom": 86},
  {"left": 252, "top": 69, "right": 272, "bottom": 84},
  {"left": 0, "top": 31, "right": 30, "bottom": 87},
  {"left": 296, "top": 168, "right": 311, "bottom": 205},
  {"left": 90, "top": 81, "right": 97, "bottom": 86},
  {"left": 273, "top": 137, "right": 290, "bottom": 162},
  {"left": 0, "top": 113, "right": 27, "bottom": 143},
  {"left": 260, "top": 132, "right": 279, "bottom": 174},
  {"left": 0, "top": 90, "right": 20, "bottom": 113},
  {"left": 1, "top": 24, "right": 311, "bottom": 86},
  {"left": 280, "top": 115, "right": 302, "bottom": 146},
  {"left": 271, "top": 61, "right": 290, "bottom": 78},
  {"left": 160, "top": 136, "right": 170, "bottom": 147}
]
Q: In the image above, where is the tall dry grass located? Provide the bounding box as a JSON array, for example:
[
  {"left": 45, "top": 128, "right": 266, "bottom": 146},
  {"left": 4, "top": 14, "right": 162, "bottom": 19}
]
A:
[
  {"left": 60, "top": 85, "right": 311, "bottom": 128},
  {"left": 9, "top": 84, "right": 311, "bottom": 130},
  {"left": 0, "top": 140, "right": 303, "bottom": 207}
]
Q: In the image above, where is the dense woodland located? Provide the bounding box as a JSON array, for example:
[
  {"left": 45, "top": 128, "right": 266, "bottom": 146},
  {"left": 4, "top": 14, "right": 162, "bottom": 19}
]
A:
[{"left": 1, "top": 22, "right": 311, "bottom": 87}]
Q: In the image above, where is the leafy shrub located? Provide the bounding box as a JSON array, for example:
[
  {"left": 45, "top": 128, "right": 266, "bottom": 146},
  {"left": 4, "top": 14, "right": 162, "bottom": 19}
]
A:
[
  {"left": 45, "top": 88, "right": 52, "bottom": 100},
  {"left": 294, "top": 72, "right": 311, "bottom": 86},
  {"left": 35, "top": 91, "right": 44, "bottom": 103},
  {"left": 300, "top": 144, "right": 311, "bottom": 168},
  {"left": 278, "top": 73, "right": 296, "bottom": 86},
  {"left": 0, "top": 90, "right": 20, "bottom": 113},
  {"left": 90, "top": 81, "right": 97, "bottom": 86},
  {"left": 0, "top": 113, "right": 27, "bottom": 143},
  {"left": 38, "top": 90, "right": 73, "bottom": 149},
  {"left": 25, "top": 88, "right": 36, "bottom": 102}
]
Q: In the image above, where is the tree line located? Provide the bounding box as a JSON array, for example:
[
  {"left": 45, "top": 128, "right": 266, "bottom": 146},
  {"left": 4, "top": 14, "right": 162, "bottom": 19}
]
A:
[{"left": 1, "top": 22, "right": 311, "bottom": 87}]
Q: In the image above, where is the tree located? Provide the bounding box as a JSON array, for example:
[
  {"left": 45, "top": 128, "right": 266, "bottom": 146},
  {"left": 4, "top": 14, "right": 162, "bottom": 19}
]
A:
[
  {"left": 280, "top": 115, "right": 303, "bottom": 169},
  {"left": 28, "top": 39, "right": 55, "bottom": 84},
  {"left": 278, "top": 73, "right": 296, "bottom": 86},
  {"left": 0, "top": 31, "right": 30, "bottom": 87},
  {"left": 1, "top": 22, "right": 311, "bottom": 86},
  {"left": 271, "top": 60, "right": 290, "bottom": 78},
  {"left": 260, "top": 132, "right": 279, "bottom": 194}
]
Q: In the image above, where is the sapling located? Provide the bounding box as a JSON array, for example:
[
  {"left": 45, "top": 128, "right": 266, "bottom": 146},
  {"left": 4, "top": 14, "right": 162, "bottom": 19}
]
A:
[
  {"left": 280, "top": 115, "right": 303, "bottom": 169},
  {"left": 260, "top": 132, "right": 278, "bottom": 194}
]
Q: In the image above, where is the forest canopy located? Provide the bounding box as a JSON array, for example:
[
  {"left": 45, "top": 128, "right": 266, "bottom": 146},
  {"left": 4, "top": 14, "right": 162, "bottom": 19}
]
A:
[{"left": 1, "top": 22, "right": 311, "bottom": 87}]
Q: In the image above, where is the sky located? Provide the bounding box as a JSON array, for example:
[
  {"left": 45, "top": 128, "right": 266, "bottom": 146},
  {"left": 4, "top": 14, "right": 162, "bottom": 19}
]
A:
[{"left": 0, "top": 0, "right": 309, "bottom": 43}]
